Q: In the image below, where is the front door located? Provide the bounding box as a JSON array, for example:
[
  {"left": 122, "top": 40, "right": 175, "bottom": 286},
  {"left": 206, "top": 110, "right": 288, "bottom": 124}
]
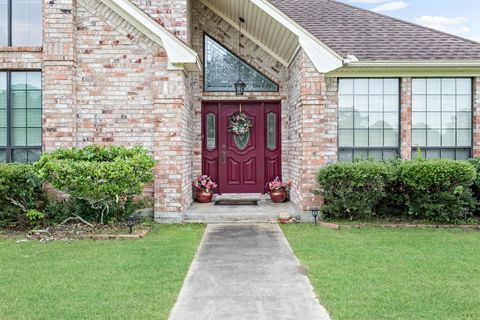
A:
[{"left": 202, "top": 101, "right": 281, "bottom": 194}]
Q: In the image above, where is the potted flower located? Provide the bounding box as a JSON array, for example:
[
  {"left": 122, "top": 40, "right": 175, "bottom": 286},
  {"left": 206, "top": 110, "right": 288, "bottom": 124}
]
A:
[
  {"left": 192, "top": 175, "right": 218, "bottom": 203},
  {"left": 267, "top": 177, "right": 291, "bottom": 203}
]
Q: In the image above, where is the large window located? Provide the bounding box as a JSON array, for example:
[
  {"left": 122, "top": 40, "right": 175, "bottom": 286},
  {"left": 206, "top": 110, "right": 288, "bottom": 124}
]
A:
[
  {"left": 0, "top": 0, "right": 42, "bottom": 47},
  {"left": 412, "top": 78, "right": 472, "bottom": 160},
  {"left": 204, "top": 34, "right": 278, "bottom": 92},
  {"left": 338, "top": 78, "right": 400, "bottom": 161},
  {"left": 0, "top": 71, "right": 42, "bottom": 163}
]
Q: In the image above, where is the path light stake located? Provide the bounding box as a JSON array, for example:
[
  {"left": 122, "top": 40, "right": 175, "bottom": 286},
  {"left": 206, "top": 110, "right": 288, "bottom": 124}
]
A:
[
  {"left": 311, "top": 208, "right": 319, "bottom": 226},
  {"left": 127, "top": 215, "right": 135, "bottom": 234}
]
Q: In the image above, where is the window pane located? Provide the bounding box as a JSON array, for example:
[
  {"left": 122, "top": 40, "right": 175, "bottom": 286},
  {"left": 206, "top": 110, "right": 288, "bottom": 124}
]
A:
[
  {"left": 442, "top": 112, "right": 456, "bottom": 129},
  {"left": 27, "top": 72, "right": 42, "bottom": 90},
  {"left": 457, "top": 95, "right": 471, "bottom": 111},
  {"left": 368, "top": 150, "right": 383, "bottom": 160},
  {"left": 457, "top": 79, "right": 471, "bottom": 94},
  {"left": 339, "top": 79, "right": 354, "bottom": 94},
  {"left": 427, "top": 79, "right": 441, "bottom": 94},
  {"left": 368, "top": 112, "right": 383, "bottom": 129},
  {"left": 412, "top": 129, "right": 426, "bottom": 146},
  {"left": 384, "top": 95, "right": 398, "bottom": 112},
  {"left": 426, "top": 112, "right": 441, "bottom": 129},
  {"left": 427, "top": 129, "right": 441, "bottom": 146},
  {"left": 412, "top": 79, "right": 426, "bottom": 94},
  {"left": 12, "top": 0, "right": 43, "bottom": 47},
  {"left": 11, "top": 72, "right": 27, "bottom": 90},
  {"left": 441, "top": 149, "right": 455, "bottom": 160},
  {"left": 457, "top": 112, "right": 471, "bottom": 129},
  {"left": 354, "top": 149, "right": 368, "bottom": 161},
  {"left": 204, "top": 35, "right": 278, "bottom": 92},
  {"left": 339, "top": 112, "right": 353, "bottom": 129},
  {"left": 384, "top": 112, "right": 398, "bottom": 129},
  {"left": 442, "top": 95, "right": 456, "bottom": 112},
  {"left": 384, "top": 79, "right": 399, "bottom": 94},
  {"left": 12, "top": 149, "right": 27, "bottom": 163},
  {"left": 412, "top": 112, "right": 426, "bottom": 129},
  {"left": 457, "top": 130, "right": 471, "bottom": 147},
  {"left": 427, "top": 95, "right": 441, "bottom": 111},
  {"left": 27, "top": 128, "right": 41, "bottom": 146},
  {"left": 354, "top": 79, "right": 368, "bottom": 94},
  {"left": 12, "top": 109, "right": 26, "bottom": 127},
  {"left": 384, "top": 129, "right": 398, "bottom": 147},
  {"left": 354, "top": 112, "right": 368, "bottom": 129},
  {"left": 369, "top": 79, "right": 383, "bottom": 94},
  {"left": 27, "top": 109, "right": 42, "bottom": 127},
  {"left": 369, "top": 95, "right": 383, "bottom": 112},
  {"left": 354, "top": 96, "right": 368, "bottom": 112},
  {"left": 442, "top": 79, "right": 456, "bottom": 94},
  {"left": 0, "top": 109, "right": 6, "bottom": 127},
  {"left": 206, "top": 113, "right": 216, "bottom": 150},
  {"left": 0, "top": 0, "right": 7, "bottom": 46},
  {"left": 28, "top": 149, "right": 41, "bottom": 162},
  {"left": 339, "top": 149, "right": 353, "bottom": 162},
  {"left": 339, "top": 95, "right": 354, "bottom": 111},
  {"left": 339, "top": 130, "right": 353, "bottom": 147},
  {"left": 426, "top": 149, "right": 441, "bottom": 159},
  {"left": 369, "top": 129, "right": 383, "bottom": 147},
  {"left": 267, "top": 113, "right": 276, "bottom": 150},
  {"left": 412, "top": 96, "right": 426, "bottom": 112},
  {"left": 12, "top": 128, "right": 26, "bottom": 146},
  {"left": 383, "top": 149, "right": 398, "bottom": 160},
  {"left": 0, "top": 127, "right": 6, "bottom": 146},
  {"left": 0, "top": 149, "right": 6, "bottom": 162},
  {"left": 354, "top": 130, "right": 368, "bottom": 147},
  {"left": 442, "top": 129, "right": 456, "bottom": 147},
  {"left": 11, "top": 91, "right": 27, "bottom": 108},
  {"left": 456, "top": 149, "right": 471, "bottom": 160}
]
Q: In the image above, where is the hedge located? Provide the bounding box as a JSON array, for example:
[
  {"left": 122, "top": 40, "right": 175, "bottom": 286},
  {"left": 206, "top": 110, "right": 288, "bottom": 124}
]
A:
[{"left": 317, "top": 158, "right": 478, "bottom": 223}]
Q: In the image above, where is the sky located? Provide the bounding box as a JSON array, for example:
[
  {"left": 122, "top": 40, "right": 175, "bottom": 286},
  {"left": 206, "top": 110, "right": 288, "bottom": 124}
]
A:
[{"left": 338, "top": 0, "right": 480, "bottom": 43}]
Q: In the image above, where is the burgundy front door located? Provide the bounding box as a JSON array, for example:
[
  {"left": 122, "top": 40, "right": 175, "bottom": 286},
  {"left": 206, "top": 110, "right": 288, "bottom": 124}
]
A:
[{"left": 202, "top": 101, "right": 281, "bottom": 194}]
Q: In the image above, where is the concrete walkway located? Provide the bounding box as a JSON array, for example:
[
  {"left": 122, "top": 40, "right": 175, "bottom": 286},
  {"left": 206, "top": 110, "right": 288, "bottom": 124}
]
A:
[{"left": 169, "top": 224, "right": 331, "bottom": 320}]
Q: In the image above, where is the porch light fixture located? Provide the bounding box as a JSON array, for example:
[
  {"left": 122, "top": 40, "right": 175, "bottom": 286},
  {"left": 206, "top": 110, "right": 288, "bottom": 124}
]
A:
[
  {"left": 311, "top": 208, "right": 320, "bottom": 226},
  {"left": 127, "top": 215, "right": 136, "bottom": 234},
  {"left": 235, "top": 17, "right": 246, "bottom": 95}
]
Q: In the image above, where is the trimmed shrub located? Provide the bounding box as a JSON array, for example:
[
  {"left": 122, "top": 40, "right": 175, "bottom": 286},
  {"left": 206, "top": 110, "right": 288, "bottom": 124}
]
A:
[
  {"left": 0, "top": 163, "right": 43, "bottom": 228},
  {"left": 467, "top": 158, "right": 480, "bottom": 216},
  {"left": 399, "top": 159, "right": 476, "bottom": 222},
  {"left": 316, "top": 160, "right": 394, "bottom": 220},
  {"left": 36, "top": 145, "right": 156, "bottom": 224}
]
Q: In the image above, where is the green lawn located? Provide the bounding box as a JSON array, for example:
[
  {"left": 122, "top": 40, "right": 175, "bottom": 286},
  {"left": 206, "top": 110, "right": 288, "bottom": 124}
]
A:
[
  {"left": 0, "top": 225, "right": 205, "bottom": 320},
  {"left": 282, "top": 225, "right": 480, "bottom": 320}
]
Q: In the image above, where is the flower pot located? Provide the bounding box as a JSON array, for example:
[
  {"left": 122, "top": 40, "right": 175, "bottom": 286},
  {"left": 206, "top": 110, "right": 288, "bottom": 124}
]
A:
[
  {"left": 270, "top": 189, "right": 288, "bottom": 203},
  {"left": 195, "top": 190, "right": 213, "bottom": 203}
]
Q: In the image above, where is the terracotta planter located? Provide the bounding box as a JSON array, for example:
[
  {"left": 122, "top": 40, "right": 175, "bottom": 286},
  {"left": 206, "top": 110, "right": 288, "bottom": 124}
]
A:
[
  {"left": 270, "top": 189, "right": 288, "bottom": 203},
  {"left": 195, "top": 190, "right": 213, "bottom": 203}
]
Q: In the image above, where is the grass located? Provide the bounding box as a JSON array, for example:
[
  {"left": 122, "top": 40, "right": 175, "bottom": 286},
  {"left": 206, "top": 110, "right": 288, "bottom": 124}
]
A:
[
  {"left": 282, "top": 224, "right": 480, "bottom": 320},
  {"left": 0, "top": 224, "right": 205, "bottom": 320}
]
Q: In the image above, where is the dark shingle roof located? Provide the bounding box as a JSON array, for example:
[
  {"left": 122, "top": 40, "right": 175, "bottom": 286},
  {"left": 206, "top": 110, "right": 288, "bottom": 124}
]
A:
[{"left": 268, "top": 0, "right": 480, "bottom": 61}]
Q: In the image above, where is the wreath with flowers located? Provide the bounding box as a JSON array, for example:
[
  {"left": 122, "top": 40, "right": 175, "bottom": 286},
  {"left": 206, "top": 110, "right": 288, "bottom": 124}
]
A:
[{"left": 230, "top": 112, "right": 253, "bottom": 136}]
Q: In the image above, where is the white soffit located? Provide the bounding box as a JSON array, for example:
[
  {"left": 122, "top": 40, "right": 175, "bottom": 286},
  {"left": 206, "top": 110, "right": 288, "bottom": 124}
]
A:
[
  {"left": 100, "top": 0, "right": 200, "bottom": 71},
  {"left": 249, "top": 0, "right": 344, "bottom": 73}
]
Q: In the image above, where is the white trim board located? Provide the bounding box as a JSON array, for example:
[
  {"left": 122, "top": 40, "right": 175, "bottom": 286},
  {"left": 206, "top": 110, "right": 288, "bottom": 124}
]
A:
[{"left": 100, "top": 0, "right": 200, "bottom": 71}]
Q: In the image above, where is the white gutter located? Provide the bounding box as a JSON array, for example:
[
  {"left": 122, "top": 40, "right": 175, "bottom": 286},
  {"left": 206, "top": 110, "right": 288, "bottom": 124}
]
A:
[
  {"left": 344, "top": 60, "right": 480, "bottom": 68},
  {"left": 100, "top": 0, "right": 200, "bottom": 72}
]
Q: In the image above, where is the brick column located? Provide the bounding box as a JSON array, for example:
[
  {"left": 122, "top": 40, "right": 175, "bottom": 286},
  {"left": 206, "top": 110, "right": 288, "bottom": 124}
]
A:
[
  {"left": 473, "top": 77, "right": 480, "bottom": 157},
  {"left": 152, "top": 54, "right": 193, "bottom": 222},
  {"left": 400, "top": 77, "right": 412, "bottom": 159},
  {"left": 42, "top": 0, "right": 77, "bottom": 150}
]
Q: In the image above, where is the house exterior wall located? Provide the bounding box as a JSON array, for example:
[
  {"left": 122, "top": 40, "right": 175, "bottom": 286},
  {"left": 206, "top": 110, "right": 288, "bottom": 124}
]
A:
[{"left": 474, "top": 77, "right": 480, "bottom": 157}]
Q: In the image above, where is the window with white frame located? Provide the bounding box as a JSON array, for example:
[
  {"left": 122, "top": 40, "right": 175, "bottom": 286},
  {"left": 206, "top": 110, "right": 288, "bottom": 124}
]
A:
[
  {"left": 338, "top": 78, "right": 400, "bottom": 161},
  {"left": 411, "top": 78, "right": 472, "bottom": 160}
]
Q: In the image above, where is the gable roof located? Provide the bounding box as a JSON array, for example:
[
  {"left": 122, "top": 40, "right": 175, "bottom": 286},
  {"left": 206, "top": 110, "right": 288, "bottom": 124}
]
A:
[{"left": 267, "top": 0, "right": 480, "bottom": 61}]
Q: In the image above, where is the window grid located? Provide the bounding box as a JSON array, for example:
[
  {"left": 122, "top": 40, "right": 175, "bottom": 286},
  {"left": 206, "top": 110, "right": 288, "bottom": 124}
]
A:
[
  {"left": 0, "top": 71, "right": 42, "bottom": 163},
  {"left": 411, "top": 78, "right": 472, "bottom": 160},
  {"left": 338, "top": 78, "right": 400, "bottom": 162}
]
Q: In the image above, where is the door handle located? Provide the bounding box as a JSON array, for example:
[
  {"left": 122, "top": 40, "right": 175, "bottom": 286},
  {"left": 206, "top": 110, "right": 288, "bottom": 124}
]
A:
[{"left": 221, "top": 151, "right": 226, "bottom": 165}]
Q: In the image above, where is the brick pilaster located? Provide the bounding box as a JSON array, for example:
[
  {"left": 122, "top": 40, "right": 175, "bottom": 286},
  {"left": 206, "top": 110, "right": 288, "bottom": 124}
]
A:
[
  {"left": 400, "top": 77, "right": 412, "bottom": 159},
  {"left": 473, "top": 77, "right": 480, "bottom": 157},
  {"left": 42, "top": 0, "right": 77, "bottom": 150}
]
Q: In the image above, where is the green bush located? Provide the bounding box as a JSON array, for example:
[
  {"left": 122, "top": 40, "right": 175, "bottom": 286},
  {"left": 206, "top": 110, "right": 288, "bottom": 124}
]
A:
[
  {"left": 0, "top": 163, "right": 43, "bottom": 228},
  {"left": 316, "top": 160, "right": 394, "bottom": 220},
  {"left": 36, "top": 145, "right": 156, "bottom": 224},
  {"left": 399, "top": 158, "right": 476, "bottom": 222}
]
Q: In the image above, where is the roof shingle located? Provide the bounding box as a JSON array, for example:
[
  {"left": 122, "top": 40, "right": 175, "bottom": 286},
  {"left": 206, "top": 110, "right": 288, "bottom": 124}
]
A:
[{"left": 268, "top": 0, "right": 480, "bottom": 61}]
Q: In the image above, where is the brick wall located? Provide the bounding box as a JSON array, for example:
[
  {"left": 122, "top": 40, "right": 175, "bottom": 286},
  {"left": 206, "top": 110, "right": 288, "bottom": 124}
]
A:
[
  {"left": 400, "top": 77, "right": 412, "bottom": 159},
  {"left": 474, "top": 77, "right": 480, "bottom": 157}
]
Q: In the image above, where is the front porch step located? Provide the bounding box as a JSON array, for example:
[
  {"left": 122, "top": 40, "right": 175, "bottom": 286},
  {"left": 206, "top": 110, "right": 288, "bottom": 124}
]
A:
[{"left": 183, "top": 199, "right": 305, "bottom": 223}]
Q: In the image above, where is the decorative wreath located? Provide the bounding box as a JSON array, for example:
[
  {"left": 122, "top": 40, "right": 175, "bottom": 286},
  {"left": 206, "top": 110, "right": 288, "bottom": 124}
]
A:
[{"left": 230, "top": 112, "right": 253, "bottom": 136}]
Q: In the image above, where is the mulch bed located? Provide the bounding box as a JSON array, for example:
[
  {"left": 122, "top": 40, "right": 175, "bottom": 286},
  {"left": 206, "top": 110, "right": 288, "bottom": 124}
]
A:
[{"left": 2, "top": 223, "right": 151, "bottom": 243}]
